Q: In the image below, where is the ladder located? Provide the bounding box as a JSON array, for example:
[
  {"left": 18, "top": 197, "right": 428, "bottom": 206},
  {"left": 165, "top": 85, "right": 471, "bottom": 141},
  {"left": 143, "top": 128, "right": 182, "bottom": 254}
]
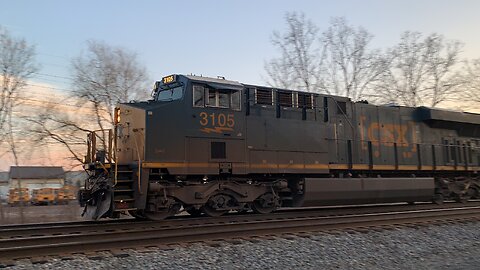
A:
[{"left": 112, "top": 165, "right": 137, "bottom": 212}]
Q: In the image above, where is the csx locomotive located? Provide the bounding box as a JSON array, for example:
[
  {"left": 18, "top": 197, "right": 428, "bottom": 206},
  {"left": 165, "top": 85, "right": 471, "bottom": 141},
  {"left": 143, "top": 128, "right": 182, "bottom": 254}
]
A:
[{"left": 80, "top": 74, "right": 480, "bottom": 220}]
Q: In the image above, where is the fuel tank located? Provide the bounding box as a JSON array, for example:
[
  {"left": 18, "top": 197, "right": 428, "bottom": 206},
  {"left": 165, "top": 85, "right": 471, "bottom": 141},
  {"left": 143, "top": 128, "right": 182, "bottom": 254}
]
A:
[{"left": 299, "top": 177, "right": 435, "bottom": 206}]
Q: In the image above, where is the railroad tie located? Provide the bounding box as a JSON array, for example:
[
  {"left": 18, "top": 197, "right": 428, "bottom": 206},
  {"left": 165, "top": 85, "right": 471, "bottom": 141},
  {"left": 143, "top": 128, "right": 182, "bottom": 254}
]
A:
[
  {"left": 30, "top": 256, "right": 49, "bottom": 264},
  {"left": 0, "top": 260, "right": 15, "bottom": 268},
  {"left": 110, "top": 249, "right": 130, "bottom": 258},
  {"left": 85, "top": 252, "right": 104, "bottom": 261}
]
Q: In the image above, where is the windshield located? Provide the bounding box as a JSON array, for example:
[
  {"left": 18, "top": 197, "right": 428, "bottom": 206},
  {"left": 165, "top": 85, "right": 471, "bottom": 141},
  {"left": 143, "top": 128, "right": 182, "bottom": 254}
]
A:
[{"left": 156, "top": 85, "right": 184, "bottom": 101}]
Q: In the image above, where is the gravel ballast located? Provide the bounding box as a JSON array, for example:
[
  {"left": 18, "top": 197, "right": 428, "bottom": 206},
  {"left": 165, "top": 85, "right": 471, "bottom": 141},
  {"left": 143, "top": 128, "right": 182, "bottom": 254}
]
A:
[{"left": 6, "top": 221, "right": 480, "bottom": 270}]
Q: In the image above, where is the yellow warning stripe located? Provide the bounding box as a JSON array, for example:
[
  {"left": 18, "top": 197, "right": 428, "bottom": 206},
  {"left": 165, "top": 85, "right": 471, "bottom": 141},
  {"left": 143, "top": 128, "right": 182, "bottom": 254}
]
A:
[
  {"left": 141, "top": 162, "right": 480, "bottom": 171},
  {"left": 304, "top": 164, "right": 330, "bottom": 170}
]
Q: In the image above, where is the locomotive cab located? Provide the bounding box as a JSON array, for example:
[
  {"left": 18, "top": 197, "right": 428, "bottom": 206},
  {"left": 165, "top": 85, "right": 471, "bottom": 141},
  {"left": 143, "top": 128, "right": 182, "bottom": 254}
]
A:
[{"left": 80, "top": 75, "right": 259, "bottom": 219}]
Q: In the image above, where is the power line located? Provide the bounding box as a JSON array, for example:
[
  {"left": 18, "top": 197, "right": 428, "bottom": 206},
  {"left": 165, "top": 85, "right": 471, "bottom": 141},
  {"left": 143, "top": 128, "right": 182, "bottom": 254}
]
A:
[
  {"left": 5, "top": 70, "right": 149, "bottom": 108},
  {"left": 30, "top": 73, "right": 75, "bottom": 89},
  {"left": 37, "top": 52, "right": 71, "bottom": 60},
  {"left": 23, "top": 82, "right": 75, "bottom": 93},
  {"left": 39, "top": 62, "right": 71, "bottom": 70},
  {"left": 30, "top": 77, "right": 71, "bottom": 86},
  {"left": 19, "top": 98, "right": 84, "bottom": 109},
  {"left": 33, "top": 72, "right": 75, "bottom": 81},
  {"left": 20, "top": 93, "right": 67, "bottom": 101}
]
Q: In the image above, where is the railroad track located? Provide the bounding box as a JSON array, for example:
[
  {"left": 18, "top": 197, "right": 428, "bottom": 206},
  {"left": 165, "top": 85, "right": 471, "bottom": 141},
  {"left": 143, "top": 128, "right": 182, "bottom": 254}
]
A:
[
  {"left": 1, "top": 203, "right": 480, "bottom": 265},
  {"left": 0, "top": 202, "right": 472, "bottom": 239}
]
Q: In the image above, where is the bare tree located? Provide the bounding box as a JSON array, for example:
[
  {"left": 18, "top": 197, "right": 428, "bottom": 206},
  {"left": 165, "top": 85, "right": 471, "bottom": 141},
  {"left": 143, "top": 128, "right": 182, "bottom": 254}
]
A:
[
  {"left": 265, "top": 12, "right": 321, "bottom": 91},
  {"left": 27, "top": 40, "right": 149, "bottom": 166},
  {"left": 0, "top": 26, "right": 38, "bottom": 165},
  {"left": 28, "top": 104, "right": 92, "bottom": 164},
  {"left": 373, "top": 32, "right": 463, "bottom": 107},
  {"left": 320, "top": 17, "right": 388, "bottom": 100},
  {"left": 265, "top": 14, "right": 385, "bottom": 100},
  {"left": 72, "top": 40, "right": 149, "bottom": 125},
  {"left": 461, "top": 59, "right": 480, "bottom": 111}
]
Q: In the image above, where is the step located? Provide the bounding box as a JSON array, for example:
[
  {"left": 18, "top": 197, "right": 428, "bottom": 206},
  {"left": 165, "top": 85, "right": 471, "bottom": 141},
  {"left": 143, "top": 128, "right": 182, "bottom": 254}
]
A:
[
  {"left": 115, "top": 179, "right": 134, "bottom": 183},
  {"left": 114, "top": 198, "right": 134, "bottom": 202},
  {"left": 114, "top": 189, "right": 134, "bottom": 193},
  {"left": 113, "top": 208, "right": 137, "bottom": 212},
  {"left": 114, "top": 185, "right": 134, "bottom": 190}
]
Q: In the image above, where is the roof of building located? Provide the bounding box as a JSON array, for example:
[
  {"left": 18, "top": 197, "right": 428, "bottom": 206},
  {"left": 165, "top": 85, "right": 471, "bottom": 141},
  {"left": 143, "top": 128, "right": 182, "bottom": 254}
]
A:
[{"left": 9, "top": 166, "right": 65, "bottom": 179}]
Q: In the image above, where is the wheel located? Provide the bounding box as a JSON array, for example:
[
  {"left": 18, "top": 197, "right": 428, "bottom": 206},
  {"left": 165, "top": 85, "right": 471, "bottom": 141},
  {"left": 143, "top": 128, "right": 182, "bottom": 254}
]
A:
[
  {"left": 251, "top": 193, "right": 279, "bottom": 214},
  {"left": 186, "top": 207, "right": 203, "bottom": 217},
  {"left": 201, "top": 204, "right": 228, "bottom": 217},
  {"left": 143, "top": 196, "right": 181, "bottom": 221},
  {"left": 433, "top": 193, "right": 444, "bottom": 205},
  {"left": 201, "top": 193, "right": 232, "bottom": 217},
  {"left": 454, "top": 194, "right": 468, "bottom": 204},
  {"left": 235, "top": 208, "right": 249, "bottom": 214},
  {"left": 144, "top": 207, "right": 178, "bottom": 221},
  {"left": 129, "top": 210, "right": 147, "bottom": 220},
  {"left": 467, "top": 188, "right": 478, "bottom": 199}
]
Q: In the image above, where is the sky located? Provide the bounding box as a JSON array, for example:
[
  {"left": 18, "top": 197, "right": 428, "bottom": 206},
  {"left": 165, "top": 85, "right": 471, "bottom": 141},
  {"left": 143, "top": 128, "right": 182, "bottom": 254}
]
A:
[
  {"left": 1, "top": 0, "right": 480, "bottom": 170},
  {"left": 3, "top": 0, "right": 480, "bottom": 87}
]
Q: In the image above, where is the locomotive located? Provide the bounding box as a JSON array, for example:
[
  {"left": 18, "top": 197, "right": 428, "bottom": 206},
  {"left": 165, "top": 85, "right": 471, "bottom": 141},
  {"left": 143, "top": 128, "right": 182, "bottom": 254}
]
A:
[{"left": 79, "top": 74, "right": 480, "bottom": 220}]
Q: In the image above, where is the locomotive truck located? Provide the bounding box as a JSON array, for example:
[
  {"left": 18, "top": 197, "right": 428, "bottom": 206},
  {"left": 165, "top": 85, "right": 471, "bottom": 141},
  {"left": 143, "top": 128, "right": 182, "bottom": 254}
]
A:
[{"left": 79, "top": 74, "right": 480, "bottom": 220}]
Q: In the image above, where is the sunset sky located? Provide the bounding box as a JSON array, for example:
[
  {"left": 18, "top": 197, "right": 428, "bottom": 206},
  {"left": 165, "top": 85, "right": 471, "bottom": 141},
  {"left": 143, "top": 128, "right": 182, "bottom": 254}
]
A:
[{"left": 1, "top": 0, "right": 480, "bottom": 170}]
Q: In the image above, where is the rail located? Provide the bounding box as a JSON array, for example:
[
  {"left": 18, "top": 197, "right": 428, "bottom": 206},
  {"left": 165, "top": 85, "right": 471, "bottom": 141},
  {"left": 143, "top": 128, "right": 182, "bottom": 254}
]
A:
[{"left": 2, "top": 203, "right": 480, "bottom": 264}]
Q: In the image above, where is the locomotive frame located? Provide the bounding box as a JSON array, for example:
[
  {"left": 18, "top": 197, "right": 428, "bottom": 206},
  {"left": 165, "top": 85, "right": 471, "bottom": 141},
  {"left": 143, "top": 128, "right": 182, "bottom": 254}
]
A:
[{"left": 79, "top": 74, "right": 480, "bottom": 220}]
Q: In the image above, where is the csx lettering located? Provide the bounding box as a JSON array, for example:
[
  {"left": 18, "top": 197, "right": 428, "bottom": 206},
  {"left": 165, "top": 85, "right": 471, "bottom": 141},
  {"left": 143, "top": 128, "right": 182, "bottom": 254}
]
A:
[
  {"left": 366, "top": 123, "right": 408, "bottom": 147},
  {"left": 359, "top": 116, "right": 417, "bottom": 153}
]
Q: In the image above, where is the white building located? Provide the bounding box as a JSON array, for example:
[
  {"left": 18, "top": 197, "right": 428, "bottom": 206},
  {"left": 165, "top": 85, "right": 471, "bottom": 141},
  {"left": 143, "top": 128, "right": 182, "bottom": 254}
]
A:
[
  {"left": 9, "top": 166, "right": 65, "bottom": 193},
  {"left": 0, "top": 172, "right": 8, "bottom": 202}
]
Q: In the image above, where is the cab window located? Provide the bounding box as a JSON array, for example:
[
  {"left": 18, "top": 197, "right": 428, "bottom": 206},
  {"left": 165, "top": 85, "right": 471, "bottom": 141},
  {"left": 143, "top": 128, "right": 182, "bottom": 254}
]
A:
[
  {"left": 156, "top": 85, "right": 184, "bottom": 101},
  {"left": 207, "top": 89, "right": 232, "bottom": 108},
  {"left": 231, "top": 91, "right": 240, "bottom": 110},
  {"left": 193, "top": 84, "right": 241, "bottom": 111},
  {"left": 193, "top": 85, "right": 205, "bottom": 107}
]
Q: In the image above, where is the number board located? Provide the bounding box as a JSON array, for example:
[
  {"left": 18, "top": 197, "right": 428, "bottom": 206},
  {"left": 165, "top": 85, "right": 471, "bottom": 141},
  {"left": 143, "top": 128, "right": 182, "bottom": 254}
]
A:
[{"left": 162, "top": 75, "right": 176, "bottom": 84}]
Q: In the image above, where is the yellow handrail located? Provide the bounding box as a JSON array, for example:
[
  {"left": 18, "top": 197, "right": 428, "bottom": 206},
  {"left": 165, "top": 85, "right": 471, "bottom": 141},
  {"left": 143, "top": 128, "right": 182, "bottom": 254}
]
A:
[{"left": 132, "top": 129, "right": 143, "bottom": 195}]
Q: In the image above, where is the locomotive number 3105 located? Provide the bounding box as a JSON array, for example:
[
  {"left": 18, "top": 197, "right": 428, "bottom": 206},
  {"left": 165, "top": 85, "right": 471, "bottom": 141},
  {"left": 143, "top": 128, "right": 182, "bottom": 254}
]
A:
[{"left": 199, "top": 112, "right": 235, "bottom": 128}]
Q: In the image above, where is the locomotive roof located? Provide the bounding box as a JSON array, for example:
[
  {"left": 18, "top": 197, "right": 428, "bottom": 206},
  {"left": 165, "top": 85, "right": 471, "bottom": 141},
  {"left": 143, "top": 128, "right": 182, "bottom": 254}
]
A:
[
  {"left": 183, "top": 74, "right": 346, "bottom": 100},
  {"left": 416, "top": 106, "right": 480, "bottom": 124},
  {"left": 174, "top": 75, "right": 480, "bottom": 117},
  {"left": 184, "top": 75, "right": 243, "bottom": 88}
]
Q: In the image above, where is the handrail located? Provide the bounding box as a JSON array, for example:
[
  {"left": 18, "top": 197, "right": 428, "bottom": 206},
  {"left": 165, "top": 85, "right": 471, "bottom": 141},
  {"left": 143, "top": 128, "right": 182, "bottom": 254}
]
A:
[
  {"left": 114, "top": 127, "right": 118, "bottom": 187},
  {"left": 86, "top": 129, "right": 115, "bottom": 164},
  {"left": 132, "top": 129, "right": 143, "bottom": 195},
  {"left": 327, "top": 96, "right": 355, "bottom": 137}
]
